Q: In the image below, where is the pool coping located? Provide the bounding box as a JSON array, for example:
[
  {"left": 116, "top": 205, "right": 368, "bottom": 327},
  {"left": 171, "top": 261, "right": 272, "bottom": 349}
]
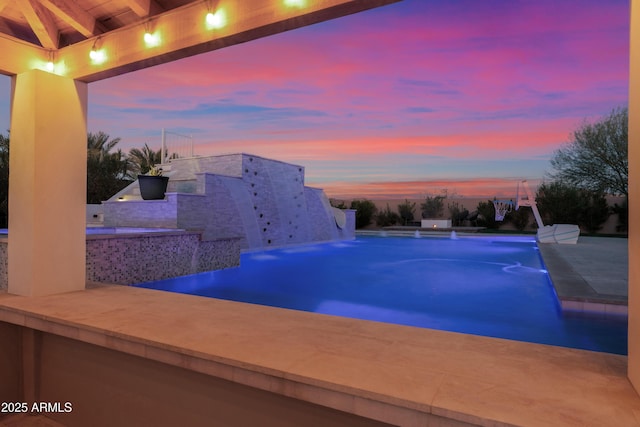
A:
[
  {"left": 0, "top": 286, "right": 638, "bottom": 427},
  {"left": 537, "top": 242, "right": 628, "bottom": 317}
]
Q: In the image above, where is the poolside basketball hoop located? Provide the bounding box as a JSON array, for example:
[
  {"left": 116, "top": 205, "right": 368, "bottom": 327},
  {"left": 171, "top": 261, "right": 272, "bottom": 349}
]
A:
[{"left": 492, "top": 199, "right": 515, "bottom": 221}]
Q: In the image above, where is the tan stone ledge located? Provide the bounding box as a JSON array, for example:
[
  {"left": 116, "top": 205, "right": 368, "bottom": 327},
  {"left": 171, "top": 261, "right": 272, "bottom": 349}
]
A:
[{"left": 0, "top": 287, "right": 638, "bottom": 427}]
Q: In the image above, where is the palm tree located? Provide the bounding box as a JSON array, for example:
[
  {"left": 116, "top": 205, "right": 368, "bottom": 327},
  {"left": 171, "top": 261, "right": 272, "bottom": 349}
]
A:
[
  {"left": 87, "top": 132, "right": 132, "bottom": 203},
  {"left": 88, "top": 131, "right": 121, "bottom": 161},
  {"left": 128, "top": 143, "right": 162, "bottom": 177}
]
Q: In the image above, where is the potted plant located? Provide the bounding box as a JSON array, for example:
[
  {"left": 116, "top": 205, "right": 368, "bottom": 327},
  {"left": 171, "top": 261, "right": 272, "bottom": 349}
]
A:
[{"left": 138, "top": 166, "right": 169, "bottom": 200}]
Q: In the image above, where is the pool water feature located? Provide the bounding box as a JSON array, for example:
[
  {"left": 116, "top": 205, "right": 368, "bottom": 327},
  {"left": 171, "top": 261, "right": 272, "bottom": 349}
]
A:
[{"left": 135, "top": 236, "right": 627, "bottom": 354}]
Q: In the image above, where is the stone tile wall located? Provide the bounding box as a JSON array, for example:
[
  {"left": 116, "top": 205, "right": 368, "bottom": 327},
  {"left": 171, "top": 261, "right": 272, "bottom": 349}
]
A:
[
  {"left": 86, "top": 232, "right": 240, "bottom": 285},
  {"left": 241, "top": 155, "right": 311, "bottom": 248},
  {"left": 196, "top": 174, "right": 252, "bottom": 244},
  {"left": 103, "top": 197, "right": 179, "bottom": 228},
  {"left": 0, "top": 232, "right": 240, "bottom": 290}
]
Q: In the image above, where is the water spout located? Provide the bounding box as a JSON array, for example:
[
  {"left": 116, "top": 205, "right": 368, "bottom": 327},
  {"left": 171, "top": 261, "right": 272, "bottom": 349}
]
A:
[
  {"left": 414, "top": 230, "right": 421, "bottom": 238},
  {"left": 380, "top": 230, "right": 388, "bottom": 237},
  {"left": 450, "top": 230, "right": 458, "bottom": 240}
]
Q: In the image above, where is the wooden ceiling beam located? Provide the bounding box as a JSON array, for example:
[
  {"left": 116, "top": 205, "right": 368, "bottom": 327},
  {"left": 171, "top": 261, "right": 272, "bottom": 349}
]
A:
[
  {"left": 19, "top": 0, "right": 60, "bottom": 48},
  {"left": 0, "top": 0, "right": 402, "bottom": 80},
  {"left": 40, "top": 0, "right": 107, "bottom": 38},
  {"left": 0, "top": 34, "right": 47, "bottom": 76},
  {"left": 59, "top": 0, "right": 402, "bottom": 82},
  {"left": 128, "top": 0, "right": 163, "bottom": 18},
  {"left": 0, "top": 0, "right": 13, "bottom": 14}
]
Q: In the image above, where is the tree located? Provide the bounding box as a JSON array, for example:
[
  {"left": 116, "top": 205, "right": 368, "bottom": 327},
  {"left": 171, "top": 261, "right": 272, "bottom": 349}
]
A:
[
  {"left": 350, "top": 199, "right": 377, "bottom": 229},
  {"left": 579, "top": 190, "right": 610, "bottom": 233},
  {"left": 0, "top": 131, "right": 134, "bottom": 216},
  {"left": 505, "top": 207, "right": 531, "bottom": 231},
  {"left": 88, "top": 131, "right": 122, "bottom": 160},
  {"left": 536, "top": 182, "right": 584, "bottom": 225},
  {"left": 128, "top": 143, "right": 162, "bottom": 177},
  {"left": 375, "top": 204, "right": 400, "bottom": 227},
  {"left": 535, "top": 181, "right": 610, "bottom": 232},
  {"left": 448, "top": 201, "right": 468, "bottom": 227},
  {"left": 330, "top": 199, "right": 347, "bottom": 209},
  {"left": 549, "top": 107, "right": 628, "bottom": 197},
  {"left": 87, "top": 132, "right": 132, "bottom": 204},
  {"left": 612, "top": 198, "right": 628, "bottom": 232},
  {"left": 421, "top": 194, "right": 445, "bottom": 218},
  {"left": 397, "top": 199, "right": 416, "bottom": 225},
  {"left": 476, "top": 200, "right": 498, "bottom": 229}
]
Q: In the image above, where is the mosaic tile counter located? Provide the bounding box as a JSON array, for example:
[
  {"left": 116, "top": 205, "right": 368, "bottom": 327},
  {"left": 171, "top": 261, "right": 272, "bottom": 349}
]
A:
[{"left": 0, "top": 231, "right": 241, "bottom": 290}]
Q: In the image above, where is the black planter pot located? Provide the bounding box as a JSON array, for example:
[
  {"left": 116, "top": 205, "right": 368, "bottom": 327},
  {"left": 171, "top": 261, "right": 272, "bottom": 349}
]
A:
[{"left": 138, "top": 175, "right": 169, "bottom": 200}]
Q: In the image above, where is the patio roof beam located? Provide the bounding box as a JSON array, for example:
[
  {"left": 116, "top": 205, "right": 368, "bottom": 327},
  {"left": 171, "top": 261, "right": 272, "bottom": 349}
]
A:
[
  {"left": 40, "top": 0, "right": 107, "bottom": 38},
  {"left": 0, "top": 35, "right": 46, "bottom": 76},
  {"left": 20, "top": 0, "right": 60, "bottom": 49},
  {"left": 1, "top": 0, "right": 400, "bottom": 82},
  {"left": 128, "top": 0, "right": 164, "bottom": 18},
  {"left": 0, "top": 0, "right": 11, "bottom": 14}
]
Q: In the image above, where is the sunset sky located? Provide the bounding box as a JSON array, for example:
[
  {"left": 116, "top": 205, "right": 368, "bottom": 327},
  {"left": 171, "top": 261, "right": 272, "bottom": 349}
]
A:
[{"left": 0, "top": 0, "right": 630, "bottom": 199}]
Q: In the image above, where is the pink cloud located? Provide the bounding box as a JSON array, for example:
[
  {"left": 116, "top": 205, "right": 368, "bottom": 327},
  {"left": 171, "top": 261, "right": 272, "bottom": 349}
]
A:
[
  {"left": 318, "top": 177, "right": 536, "bottom": 200},
  {"left": 85, "top": 0, "right": 628, "bottom": 198}
]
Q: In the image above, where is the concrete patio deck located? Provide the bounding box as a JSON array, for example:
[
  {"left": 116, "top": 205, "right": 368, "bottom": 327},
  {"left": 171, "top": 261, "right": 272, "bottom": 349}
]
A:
[{"left": 538, "top": 236, "right": 628, "bottom": 314}]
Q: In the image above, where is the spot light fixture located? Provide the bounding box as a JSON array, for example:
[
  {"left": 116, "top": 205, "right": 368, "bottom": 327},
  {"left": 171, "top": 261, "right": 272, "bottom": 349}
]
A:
[
  {"left": 143, "top": 21, "right": 161, "bottom": 47},
  {"left": 89, "top": 38, "right": 106, "bottom": 64},
  {"left": 205, "top": 8, "right": 227, "bottom": 29},
  {"left": 284, "top": 0, "right": 307, "bottom": 7},
  {"left": 45, "top": 49, "right": 55, "bottom": 72}
]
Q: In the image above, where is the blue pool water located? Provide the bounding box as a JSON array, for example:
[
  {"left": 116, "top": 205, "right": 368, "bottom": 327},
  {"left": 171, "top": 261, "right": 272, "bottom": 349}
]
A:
[{"left": 136, "top": 236, "right": 627, "bottom": 354}]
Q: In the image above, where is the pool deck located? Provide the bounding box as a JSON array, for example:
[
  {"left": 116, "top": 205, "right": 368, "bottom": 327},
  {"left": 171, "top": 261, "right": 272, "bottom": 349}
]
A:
[
  {"left": 538, "top": 236, "right": 628, "bottom": 315},
  {"left": 0, "top": 234, "right": 636, "bottom": 427}
]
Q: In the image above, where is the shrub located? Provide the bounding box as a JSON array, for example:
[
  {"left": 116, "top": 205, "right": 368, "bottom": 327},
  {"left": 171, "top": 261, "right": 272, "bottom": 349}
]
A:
[
  {"left": 397, "top": 199, "right": 416, "bottom": 225},
  {"left": 505, "top": 207, "right": 531, "bottom": 231},
  {"left": 536, "top": 182, "right": 610, "bottom": 232},
  {"left": 475, "top": 200, "right": 499, "bottom": 229},
  {"left": 535, "top": 182, "right": 583, "bottom": 225},
  {"left": 350, "top": 199, "right": 378, "bottom": 229},
  {"left": 376, "top": 204, "right": 400, "bottom": 227},
  {"left": 331, "top": 199, "right": 347, "bottom": 209},
  {"left": 421, "top": 195, "right": 445, "bottom": 218},
  {"left": 448, "top": 202, "right": 469, "bottom": 227},
  {"left": 612, "top": 197, "right": 628, "bottom": 232},
  {"left": 579, "top": 190, "right": 610, "bottom": 233}
]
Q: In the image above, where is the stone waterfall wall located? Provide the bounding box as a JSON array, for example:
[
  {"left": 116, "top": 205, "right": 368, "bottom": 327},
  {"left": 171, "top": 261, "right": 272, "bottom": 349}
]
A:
[
  {"left": 186, "top": 155, "right": 353, "bottom": 249},
  {"left": 304, "top": 187, "right": 340, "bottom": 242},
  {"left": 103, "top": 153, "right": 355, "bottom": 252},
  {"left": 239, "top": 155, "right": 311, "bottom": 248},
  {"left": 193, "top": 174, "right": 261, "bottom": 248}
]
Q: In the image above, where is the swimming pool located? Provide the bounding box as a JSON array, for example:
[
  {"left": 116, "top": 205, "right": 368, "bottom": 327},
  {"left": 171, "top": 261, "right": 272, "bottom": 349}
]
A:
[{"left": 136, "top": 235, "right": 627, "bottom": 354}]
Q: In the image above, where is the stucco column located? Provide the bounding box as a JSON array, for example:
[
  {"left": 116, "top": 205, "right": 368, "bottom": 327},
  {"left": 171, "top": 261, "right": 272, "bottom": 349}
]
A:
[
  {"left": 629, "top": 0, "right": 639, "bottom": 391},
  {"left": 8, "top": 70, "right": 87, "bottom": 296}
]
